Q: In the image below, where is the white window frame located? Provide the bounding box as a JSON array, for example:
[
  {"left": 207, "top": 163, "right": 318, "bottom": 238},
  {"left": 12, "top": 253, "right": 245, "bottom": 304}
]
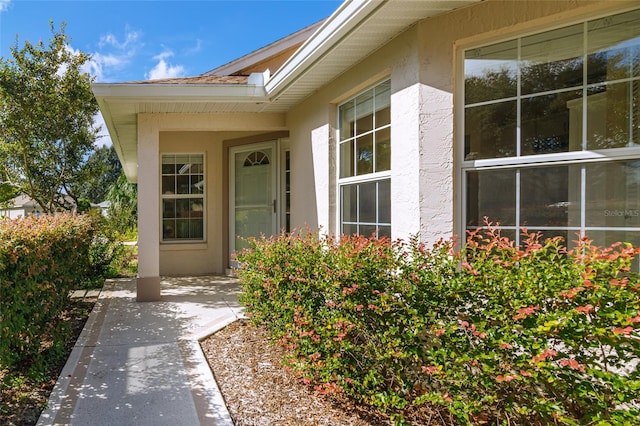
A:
[
  {"left": 160, "top": 152, "right": 206, "bottom": 243},
  {"left": 337, "top": 80, "right": 392, "bottom": 238},
  {"left": 458, "top": 8, "right": 640, "bottom": 247}
]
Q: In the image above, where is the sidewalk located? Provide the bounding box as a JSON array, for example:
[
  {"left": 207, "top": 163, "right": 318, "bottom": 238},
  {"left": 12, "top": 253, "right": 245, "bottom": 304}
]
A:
[{"left": 38, "top": 276, "right": 244, "bottom": 426}]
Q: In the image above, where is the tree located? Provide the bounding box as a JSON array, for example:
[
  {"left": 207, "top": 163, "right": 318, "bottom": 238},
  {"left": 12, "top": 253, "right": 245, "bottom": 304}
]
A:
[
  {"left": 73, "top": 145, "right": 122, "bottom": 203},
  {"left": 105, "top": 173, "right": 137, "bottom": 236},
  {"left": 0, "top": 22, "right": 99, "bottom": 213}
]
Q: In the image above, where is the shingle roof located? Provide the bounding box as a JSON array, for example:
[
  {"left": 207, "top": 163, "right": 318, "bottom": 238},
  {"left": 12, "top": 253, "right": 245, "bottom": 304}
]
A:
[{"left": 124, "top": 75, "right": 249, "bottom": 85}]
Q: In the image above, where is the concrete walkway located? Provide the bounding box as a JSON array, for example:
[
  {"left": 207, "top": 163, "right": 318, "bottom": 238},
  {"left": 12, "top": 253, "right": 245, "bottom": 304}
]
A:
[{"left": 38, "top": 276, "right": 244, "bottom": 426}]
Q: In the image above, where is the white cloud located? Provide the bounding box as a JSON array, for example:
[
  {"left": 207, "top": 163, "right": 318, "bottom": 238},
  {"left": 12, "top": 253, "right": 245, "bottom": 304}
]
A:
[
  {"left": 146, "top": 50, "right": 186, "bottom": 80},
  {"left": 0, "top": 0, "right": 11, "bottom": 13},
  {"left": 99, "top": 29, "right": 140, "bottom": 50},
  {"left": 89, "top": 28, "right": 142, "bottom": 82}
]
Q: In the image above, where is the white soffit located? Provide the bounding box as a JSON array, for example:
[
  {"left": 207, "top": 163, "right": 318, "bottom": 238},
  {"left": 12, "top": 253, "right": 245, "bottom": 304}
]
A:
[{"left": 264, "top": 0, "right": 481, "bottom": 111}]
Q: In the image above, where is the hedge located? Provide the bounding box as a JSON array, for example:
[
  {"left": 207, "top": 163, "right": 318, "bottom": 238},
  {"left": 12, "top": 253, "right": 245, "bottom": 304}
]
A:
[
  {"left": 236, "top": 224, "right": 640, "bottom": 425},
  {"left": 0, "top": 213, "right": 94, "bottom": 370}
]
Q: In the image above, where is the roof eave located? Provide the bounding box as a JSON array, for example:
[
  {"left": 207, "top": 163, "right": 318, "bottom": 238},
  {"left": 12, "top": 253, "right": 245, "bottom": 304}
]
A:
[{"left": 265, "top": 0, "right": 384, "bottom": 96}]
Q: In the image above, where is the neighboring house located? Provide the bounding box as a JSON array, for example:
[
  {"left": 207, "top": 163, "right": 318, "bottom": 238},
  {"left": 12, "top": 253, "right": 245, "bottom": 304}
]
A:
[
  {"left": 93, "top": 0, "right": 640, "bottom": 301},
  {"left": 0, "top": 195, "right": 44, "bottom": 219},
  {"left": 0, "top": 195, "right": 102, "bottom": 218}
]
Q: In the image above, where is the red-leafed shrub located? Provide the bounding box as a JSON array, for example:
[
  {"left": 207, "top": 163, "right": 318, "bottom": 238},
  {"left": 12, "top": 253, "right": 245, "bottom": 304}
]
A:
[
  {"left": 0, "top": 213, "right": 94, "bottom": 371},
  {"left": 236, "top": 223, "right": 640, "bottom": 425}
]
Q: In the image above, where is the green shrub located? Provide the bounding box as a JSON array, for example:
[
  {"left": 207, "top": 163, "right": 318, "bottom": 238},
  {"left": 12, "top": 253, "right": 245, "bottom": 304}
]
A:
[
  {"left": 0, "top": 213, "right": 94, "bottom": 371},
  {"left": 236, "top": 225, "right": 640, "bottom": 425}
]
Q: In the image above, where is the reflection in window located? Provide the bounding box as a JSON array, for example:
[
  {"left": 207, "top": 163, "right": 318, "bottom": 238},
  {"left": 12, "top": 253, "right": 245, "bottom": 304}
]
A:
[
  {"left": 463, "top": 9, "right": 640, "bottom": 263},
  {"left": 161, "top": 154, "right": 205, "bottom": 241},
  {"left": 338, "top": 80, "right": 391, "bottom": 238}
]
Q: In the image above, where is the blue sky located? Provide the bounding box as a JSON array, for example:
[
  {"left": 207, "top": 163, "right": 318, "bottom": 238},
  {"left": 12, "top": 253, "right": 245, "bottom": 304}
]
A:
[{"left": 0, "top": 0, "right": 341, "bottom": 144}]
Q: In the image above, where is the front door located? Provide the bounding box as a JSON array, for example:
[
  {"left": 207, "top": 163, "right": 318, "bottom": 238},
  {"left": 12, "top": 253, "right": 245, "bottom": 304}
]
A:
[{"left": 229, "top": 141, "right": 278, "bottom": 259}]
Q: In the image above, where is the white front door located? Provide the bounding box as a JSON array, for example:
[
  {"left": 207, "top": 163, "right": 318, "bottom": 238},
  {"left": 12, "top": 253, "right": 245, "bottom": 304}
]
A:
[{"left": 229, "top": 141, "right": 278, "bottom": 259}]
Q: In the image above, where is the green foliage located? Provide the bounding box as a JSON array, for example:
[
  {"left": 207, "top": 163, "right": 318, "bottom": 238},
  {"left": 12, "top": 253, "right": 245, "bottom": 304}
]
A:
[
  {"left": 236, "top": 225, "right": 640, "bottom": 425},
  {"left": 105, "top": 173, "right": 137, "bottom": 237},
  {"left": 0, "top": 214, "right": 94, "bottom": 371},
  {"left": 85, "top": 210, "right": 137, "bottom": 283},
  {"left": 73, "top": 145, "right": 122, "bottom": 204},
  {"left": 0, "top": 22, "right": 99, "bottom": 213}
]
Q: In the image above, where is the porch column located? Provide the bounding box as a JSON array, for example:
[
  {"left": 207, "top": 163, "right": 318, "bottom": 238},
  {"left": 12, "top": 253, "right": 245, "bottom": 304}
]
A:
[{"left": 136, "top": 115, "right": 161, "bottom": 302}]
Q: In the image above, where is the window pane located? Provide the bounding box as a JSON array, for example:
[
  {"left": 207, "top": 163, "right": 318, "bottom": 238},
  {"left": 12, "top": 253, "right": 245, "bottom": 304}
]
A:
[
  {"left": 465, "top": 40, "right": 518, "bottom": 104},
  {"left": 378, "top": 179, "right": 391, "bottom": 224},
  {"left": 586, "top": 160, "right": 640, "bottom": 228},
  {"left": 176, "top": 199, "right": 191, "bottom": 218},
  {"left": 177, "top": 175, "right": 190, "bottom": 194},
  {"left": 342, "top": 223, "right": 358, "bottom": 236},
  {"left": 162, "top": 157, "right": 175, "bottom": 174},
  {"left": 521, "top": 90, "right": 582, "bottom": 155},
  {"left": 359, "top": 182, "right": 376, "bottom": 223},
  {"left": 360, "top": 225, "right": 377, "bottom": 238},
  {"left": 163, "top": 219, "right": 176, "bottom": 240},
  {"left": 355, "top": 90, "right": 374, "bottom": 136},
  {"left": 191, "top": 175, "right": 204, "bottom": 194},
  {"left": 190, "top": 219, "right": 204, "bottom": 239},
  {"left": 339, "top": 100, "right": 355, "bottom": 141},
  {"left": 378, "top": 226, "right": 391, "bottom": 239},
  {"left": 175, "top": 219, "right": 190, "bottom": 239},
  {"left": 375, "top": 127, "right": 391, "bottom": 172},
  {"left": 466, "top": 169, "right": 516, "bottom": 226},
  {"left": 162, "top": 199, "right": 176, "bottom": 219},
  {"left": 464, "top": 100, "right": 517, "bottom": 159},
  {"left": 356, "top": 133, "right": 374, "bottom": 175},
  {"left": 587, "top": 81, "right": 640, "bottom": 149},
  {"left": 162, "top": 176, "right": 175, "bottom": 194},
  {"left": 520, "top": 165, "right": 581, "bottom": 227},
  {"left": 340, "top": 141, "right": 354, "bottom": 178},
  {"left": 375, "top": 81, "right": 391, "bottom": 127},
  {"left": 521, "top": 24, "right": 584, "bottom": 94},
  {"left": 341, "top": 184, "right": 357, "bottom": 223},
  {"left": 587, "top": 9, "right": 640, "bottom": 84}
]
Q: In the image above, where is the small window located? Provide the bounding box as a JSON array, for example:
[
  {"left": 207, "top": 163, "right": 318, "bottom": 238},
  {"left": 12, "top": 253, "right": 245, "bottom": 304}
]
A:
[{"left": 161, "top": 154, "right": 205, "bottom": 242}]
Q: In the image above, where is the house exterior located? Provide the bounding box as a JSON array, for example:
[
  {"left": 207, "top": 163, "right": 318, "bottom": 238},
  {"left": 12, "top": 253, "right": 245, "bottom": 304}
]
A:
[
  {"left": 0, "top": 195, "right": 44, "bottom": 219},
  {"left": 94, "top": 0, "right": 640, "bottom": 301}
]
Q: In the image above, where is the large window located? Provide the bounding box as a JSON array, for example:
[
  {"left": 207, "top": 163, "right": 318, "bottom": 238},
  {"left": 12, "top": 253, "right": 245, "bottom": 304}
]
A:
[
  {"left": 462, "top": 9, "right": 640, "bottom": 253},
  {"left": 161, "top": 154, "right": 205, "bottom": 242},
  {"left": 338, "top": 80, "right": 391, "bottom": 238}
]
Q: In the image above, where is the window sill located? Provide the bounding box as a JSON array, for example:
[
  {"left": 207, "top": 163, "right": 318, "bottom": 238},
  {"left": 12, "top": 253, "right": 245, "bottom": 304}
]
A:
[{"left": 160, "top": 242, "right": 208, "bottom": 251}]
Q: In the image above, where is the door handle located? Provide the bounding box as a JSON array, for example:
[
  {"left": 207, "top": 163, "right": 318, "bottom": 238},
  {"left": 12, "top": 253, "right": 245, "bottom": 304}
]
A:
[{"left": 273, "top": 199, "right": 277, "bottom": 213}]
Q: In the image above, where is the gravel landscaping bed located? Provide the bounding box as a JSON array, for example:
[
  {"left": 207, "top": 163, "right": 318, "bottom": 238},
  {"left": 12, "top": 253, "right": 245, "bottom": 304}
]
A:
[{"left": 201, "top": 319, "right": 452, "bottom": 426}]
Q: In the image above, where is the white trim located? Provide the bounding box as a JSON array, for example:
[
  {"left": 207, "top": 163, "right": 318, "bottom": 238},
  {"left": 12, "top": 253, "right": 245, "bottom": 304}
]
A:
[{"left": 265, "top": 0, "right": 383, "bottom": 97}]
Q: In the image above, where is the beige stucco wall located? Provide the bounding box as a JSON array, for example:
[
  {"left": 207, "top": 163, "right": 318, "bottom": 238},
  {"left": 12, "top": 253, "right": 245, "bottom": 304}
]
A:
[
  {"left": 157, "top": 129, "right": 284, "bottom": 275},
  {"left": 286, "top": 0, "right": 634, "bottom": 245}
]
